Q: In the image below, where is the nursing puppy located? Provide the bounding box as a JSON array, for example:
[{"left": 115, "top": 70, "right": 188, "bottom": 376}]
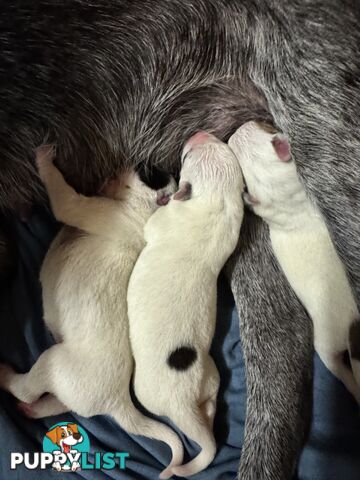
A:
[
  {"left": 1, "top": 3, "right": 360, "bottom": 476},
  {"left": 0, "top": 147, "right": 182, "bottom": 479},
  {"left": 128, "top": 132, "right": 244, "bottom": 477},
  {"left": 229, "top": 122, "right": 360, "bottom": 403}
]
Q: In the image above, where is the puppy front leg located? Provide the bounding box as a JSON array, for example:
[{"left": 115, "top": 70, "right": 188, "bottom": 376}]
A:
[
  {"left": 17, "top": 393, "right": 68, "bottom": 419},
  {"left": 36, "top": 146, "right": 123, "bottom": 236},
  {"left": 36, "top": 146, "right": 79, "bottom": 221}
]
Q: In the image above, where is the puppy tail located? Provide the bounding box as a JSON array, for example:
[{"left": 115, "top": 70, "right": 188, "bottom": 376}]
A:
[
  {"left": 112, "top": 403, "right": 184, "bottom": 479},
  {"left": 169, "top": 407, "right": 216, "bottom": 477}
]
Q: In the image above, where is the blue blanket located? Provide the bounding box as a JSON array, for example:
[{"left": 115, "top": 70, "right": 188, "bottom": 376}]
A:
[{"left": 0, "top": 208, "right": 359, "bottom": 479}]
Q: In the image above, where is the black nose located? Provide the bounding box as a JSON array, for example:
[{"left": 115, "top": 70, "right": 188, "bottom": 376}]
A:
[{"left": 73, "top": 432, "right": 81, "bottom": 440}]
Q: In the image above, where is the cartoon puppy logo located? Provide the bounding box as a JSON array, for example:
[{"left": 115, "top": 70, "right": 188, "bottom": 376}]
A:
[{"left": 46, "top": 423, "right": 83, "bottom": 472}]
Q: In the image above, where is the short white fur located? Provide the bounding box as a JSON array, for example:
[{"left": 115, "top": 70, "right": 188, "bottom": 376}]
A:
[
  {"left": 229, "top": 121, "right": 360, "bottom": 403},
  {"left": 127, "top": 133, "right": 245, "bottom": 477},
  {"left": 0, "top": 146, "right": 182, "bottom": 478}
]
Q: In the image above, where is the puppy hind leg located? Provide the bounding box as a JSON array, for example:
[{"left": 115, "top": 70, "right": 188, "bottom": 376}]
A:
[
  {"left": 0, "top": 344, "right": 62, "bottom": 403},
  {"left": 201, "top": 398, "right": 217, "bottom": 430},
  {"left": 200, "top": 357, "right": 220, "bottom": 429},
  {"left": 17, "top": 394, "right": 69, "bottom": 419}
]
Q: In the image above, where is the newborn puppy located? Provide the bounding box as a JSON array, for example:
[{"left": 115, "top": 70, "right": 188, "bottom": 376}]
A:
[
  {"left": 128, "top": 132, "right": 244, "bottom": 477},
  {"left": 0, "top": 147, "right": 182, "bottom": 479},
  {"left": 229, "top": 121, "right": 360, "bottom": 403}
]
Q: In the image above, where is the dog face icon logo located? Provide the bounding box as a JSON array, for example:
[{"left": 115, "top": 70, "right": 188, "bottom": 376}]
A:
[
  {"left": 12, "top": 421, "right": 128, "bottom": 472},
  {"left": 43, "top": 422, "right": 90, "bottom": 472},
  {"left": 46, "top": 423, "right": 83, "bottom": 454}
]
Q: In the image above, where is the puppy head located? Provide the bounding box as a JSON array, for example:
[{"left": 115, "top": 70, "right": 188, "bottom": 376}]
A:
[
  {"left": 228, "top": 121, "right": 292, "bottom": 206},
  {"left": 62, "top": 424, "right": 83, "bottom": 446},
  {"left": 176, "top": 131, "right": 243, "bottom": 202},
  {"left": 229, "top": 121, "right": 291, "bottom": 170},
  {"left": 46, "top": 424, "right": 83, "bottom": 449}
]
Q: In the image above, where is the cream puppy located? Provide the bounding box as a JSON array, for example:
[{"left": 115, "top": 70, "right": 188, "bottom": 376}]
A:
[
  {"left": 127, "top": 132, "right": 244, "bottom": 477},
  {"left": 229, "top": 121, "right": 360, "bottom": 403},
  {"left": 0, "top": 147, "right": 182, "bottom": 479}
]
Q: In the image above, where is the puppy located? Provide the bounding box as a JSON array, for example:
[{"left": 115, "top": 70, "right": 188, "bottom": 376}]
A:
[
  {"left": 127, "top": 132, "right": 244, "bottom": 477},
  {"left": 229, "top": 121, "right": 360, "bottom": 403},
  {"left": 46, "top": 423, "right": 83, "bottom": 471},
  {"left": 0, "top": 146, "right": 182, "bottom": 479}
]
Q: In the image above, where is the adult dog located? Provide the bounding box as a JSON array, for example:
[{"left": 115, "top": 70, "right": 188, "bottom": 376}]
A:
[{"left": 0, "top": 1, "right": 359, "bottom": 479}]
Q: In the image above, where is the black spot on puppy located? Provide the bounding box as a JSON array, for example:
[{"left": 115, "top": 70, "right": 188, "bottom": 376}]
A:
[
  {"left": 349, "top": 319, "right": 360, "bottom": 361},
  {"left": 167, "top": 346, "right": 197, "bottom": 371}
]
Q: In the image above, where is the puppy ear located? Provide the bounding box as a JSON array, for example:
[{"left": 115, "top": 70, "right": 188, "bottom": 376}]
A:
[
  {"left": 67, "top": 423, "right": 79, "bottom": 434},
  {"left": 272, "top": 134, "right": 291, "bottom": 162},
  {"left": 46, "top": 427, "right": 60, "bottom": 445},
  {"left": 243, "top": 192, "right": 260, "bottom": 207},
  {"left": 173, "top": 182, "right": 192, "bottom": 201}
]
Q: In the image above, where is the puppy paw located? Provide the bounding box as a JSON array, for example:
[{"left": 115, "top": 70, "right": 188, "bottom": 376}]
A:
[
  {"left": 159, "top": 467, "right": 173, "bottom": 480},
  {"left": 156, "top": 177, "right": 177, "bottom": 206},
  {"left": 17, "top": 400, "right": 36, "bottom": 418},
  {"left": 156, "top": 190, "right": 171, "bottom": 206},
  {"left": 35, "top": 145, "right": 55, "bottom": 176}
]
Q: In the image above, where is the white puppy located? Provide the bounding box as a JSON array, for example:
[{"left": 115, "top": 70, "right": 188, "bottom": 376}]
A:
[
  {"left": 0, "top": 146, "right": 183, "bottom": 478},
  {"left": 127, "top": 132, "right": 244, "bottom": 477},
  {"left": 229, "top": 121, "right": 360, "bottom": 403}
]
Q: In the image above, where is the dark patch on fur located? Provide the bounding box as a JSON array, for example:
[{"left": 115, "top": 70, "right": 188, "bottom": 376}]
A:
[
  {"left": 0, "top": 219, "right": 17, "bottom": 285},
  {"left": 342, "top": 349, "right": 351, "bottom": 369},
  {"left": 136, "top": 165, "right": 172, "bottom": 190},
  {"left": 344, "top": 70, "right": 359, "bottom": 89},
  {"left": 349, "top": 320, "right": 360, "bottom": 361},
  {"left": 167, "top": 346, "right": 197, "bottom": 371}
]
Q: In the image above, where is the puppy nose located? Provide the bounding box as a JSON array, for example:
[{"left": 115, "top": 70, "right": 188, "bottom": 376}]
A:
[
  {"left": 183, "top": 131, "right": 218, "bottom": 159},
  {"left": 186, "top": 131, "right": 212, "bottom": 148},
  {"left": 73, "top": 432, "right": 81, "bottom": 440}
]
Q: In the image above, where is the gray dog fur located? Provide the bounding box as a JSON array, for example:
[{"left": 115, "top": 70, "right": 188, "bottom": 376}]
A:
[{"left": 0, "top": 1, "right": 359, "bottom": 478}]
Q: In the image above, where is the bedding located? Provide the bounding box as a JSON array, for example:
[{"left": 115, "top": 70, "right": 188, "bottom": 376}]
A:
[{"left": 0, "top": 208, "right": 359, "bottom": 479}]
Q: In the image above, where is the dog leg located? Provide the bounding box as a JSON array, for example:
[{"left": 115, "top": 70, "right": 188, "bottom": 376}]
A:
[
  {"left": 36, "top": 146, "right": 129, "bottom": 237},
  {"left": 0, "top": 344, "right": 62, "bottom": 403},
  {"left": 17, "top": 393, "right": 69, "bottom": 418},
  {"left": 200, "top": 356, "right": 220, "bottom": 430},
  {"left": 227, "top": 215, "right": 313, "bottom": 480}
]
